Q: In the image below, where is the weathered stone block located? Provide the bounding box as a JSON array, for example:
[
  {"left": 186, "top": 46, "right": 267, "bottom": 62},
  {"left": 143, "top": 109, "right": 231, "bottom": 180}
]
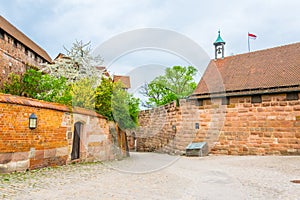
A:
[
  {"left": 44, "top": 149, "right": 56, "bottom": 159},
  {"left": 34, "top": 150, "right": 44, "bottom": 160},
  {"left": 12, "top": 152, "right": 29, "bottom": 162},
  {"left": 294, "top": 106, "right": 300, "bottom": 111},
  {"left": 0, "top": 153, "right": 13, "bottom": 164},
  {"left": 16, "top": 160, "right": 29, "bottom": 171},
  {"left": 55, "top": 147, "right": 68, "bottom": 157}
]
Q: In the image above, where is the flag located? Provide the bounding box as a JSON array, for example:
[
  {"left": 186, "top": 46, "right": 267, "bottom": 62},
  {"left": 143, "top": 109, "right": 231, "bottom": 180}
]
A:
[{"left": 248, "top": 33, "right": 257, "bottom": 40}]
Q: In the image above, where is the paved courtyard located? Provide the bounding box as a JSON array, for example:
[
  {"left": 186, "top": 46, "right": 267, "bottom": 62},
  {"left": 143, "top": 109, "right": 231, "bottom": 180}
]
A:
[{"left": 1, "top": 152, "right": 300, "bottom": 200}]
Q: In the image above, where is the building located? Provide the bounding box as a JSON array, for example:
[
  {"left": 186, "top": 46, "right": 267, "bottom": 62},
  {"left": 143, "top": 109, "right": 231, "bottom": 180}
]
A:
[
  {"left": 113, "top": 75, "right": 131, "bottom": 90},
  {"left": 191, "top": 32, "right": 300, "bottom": 101},
  {"left": 136, "top": 32, "right": 300, "bottom": 156},
  {"left": 0, "top": 15, "right": 52, "bottom": 87}
]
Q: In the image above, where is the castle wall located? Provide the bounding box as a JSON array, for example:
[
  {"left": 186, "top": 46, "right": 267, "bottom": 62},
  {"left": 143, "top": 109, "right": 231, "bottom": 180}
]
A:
[
  {"left": 0, "top": 31, "right": 47, "bottom": 87},
  {"left": 136, "top": 93, "right": 300, "bottom": 155}
]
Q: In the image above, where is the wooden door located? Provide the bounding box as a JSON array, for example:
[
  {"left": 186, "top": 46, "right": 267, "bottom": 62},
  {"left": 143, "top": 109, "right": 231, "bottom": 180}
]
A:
[{"left": 71, "top": 122, "right": 82, "bottom": 160}]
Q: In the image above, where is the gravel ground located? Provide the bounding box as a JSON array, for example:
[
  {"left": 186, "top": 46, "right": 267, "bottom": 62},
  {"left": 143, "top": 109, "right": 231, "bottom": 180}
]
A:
[{"left": 0, "top": 152, "right": 299, "bottom": 200}]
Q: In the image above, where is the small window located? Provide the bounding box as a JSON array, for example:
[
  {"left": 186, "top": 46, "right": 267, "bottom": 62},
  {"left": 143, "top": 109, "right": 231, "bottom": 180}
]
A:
[
  {"left": 251, "top": 95, "right": 262, "bottom": 103},
  {"left": 0, "top": 29, "right": 4, "bottom": 40},
  {"left": 25, "top": 48, "right": 29, "bottom": 55},
  {"left": 222, "top": 97, "right": 230, "bottom": 105},
  {"left": 7, "top": 35, "right": 11, "bottom": 43},
  {"left": 196, "top": 99, "right": 203, "bottom": 106},
  {"left": 287, "top": 92, "right": 299, "bottom": 101},
  {"left": 13, "top": 39, "right": 17, "bottom": 47}
]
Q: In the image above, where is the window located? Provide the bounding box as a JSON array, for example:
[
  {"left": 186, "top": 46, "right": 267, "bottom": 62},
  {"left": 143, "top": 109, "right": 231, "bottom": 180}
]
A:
[
  {"left": 221, "top": 97, "right": 230, "bottom": 105},
  {"left": 25, "top": 48, "right": 29, "bottom": 56},
  {"left": 0, "top": 29, "right": 4, "bottom": 40},
  {"left": 251, "top": 95, "right": 262, "bottom": 103},
  {"left": 196, "top": 99, "right": 203, "bottom": 106},
  {"left": 287, "top": 92, "right": 299, "bottom": 101},
  {"left": 13, "top": 39, "right": 17, "bottom": 47},
  {"left": 7, "top": 35, "right": 12, "bottom": 43}
]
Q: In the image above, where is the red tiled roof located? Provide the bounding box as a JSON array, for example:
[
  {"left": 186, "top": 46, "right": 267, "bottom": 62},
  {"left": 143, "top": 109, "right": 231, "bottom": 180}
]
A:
[
  {"left": 113, "top": 75, "right": 131, "bottom": 89},
  {"left": 0, "top": 15, "right": 52, "bottom": 63},
  {"left": 96, "top": 66, "right": 110, "bottom": 77},
  {"left": 192, "top": 42, "right": 300, "bottom": 98},
  {"left": 0, "top": 93, "right": 106, "bottom": 119},
  {"left": 54, "top": 53, "right": 71, "bottom": 61}
]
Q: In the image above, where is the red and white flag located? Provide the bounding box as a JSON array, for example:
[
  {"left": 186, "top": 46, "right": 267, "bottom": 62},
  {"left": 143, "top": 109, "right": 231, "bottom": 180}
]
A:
[{"left": 248, "top": 33, "right": 257, "bottom": 40}]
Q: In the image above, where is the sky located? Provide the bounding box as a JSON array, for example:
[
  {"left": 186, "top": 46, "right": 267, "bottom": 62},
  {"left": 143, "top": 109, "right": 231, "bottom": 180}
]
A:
[{"left": 1, "top": 0, "right": 300, "bottom": 96}]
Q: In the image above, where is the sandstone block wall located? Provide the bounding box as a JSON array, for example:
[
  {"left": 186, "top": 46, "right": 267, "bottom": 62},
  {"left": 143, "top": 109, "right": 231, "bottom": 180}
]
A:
[{"left": 135, "top": 93, "right": 300, "bottom": 156}]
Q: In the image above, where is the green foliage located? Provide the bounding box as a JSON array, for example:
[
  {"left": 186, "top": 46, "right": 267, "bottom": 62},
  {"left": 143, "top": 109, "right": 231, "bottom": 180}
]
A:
[
  {"left": 95, "top": 76, "right": 114, "bottom": 120},
  {"left": 2, "top": 69, "right": 72, "bottom": 105},
  {"left": 3, "top": 73, "right": 23, "bottom": 96},
  {"left": 71, "top": 77, "right": 97, "bottom": 110},
  {"left": 95, "top": 77, "right": 139, "bottom": 129},
  {"left": 142, "top": 66, "right": 197, "bottom": 107},
  {"left": 112, "top": 82, "right": 140, "bottom": 130},
  {"left": 36, "top": 74, "right": 72, "bottom": 105}
]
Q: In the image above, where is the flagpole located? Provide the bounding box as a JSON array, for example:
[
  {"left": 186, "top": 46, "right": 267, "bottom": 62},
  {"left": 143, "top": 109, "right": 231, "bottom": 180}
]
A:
[{"left": 248, "top": 32, "right": 250, "bottom": 52}]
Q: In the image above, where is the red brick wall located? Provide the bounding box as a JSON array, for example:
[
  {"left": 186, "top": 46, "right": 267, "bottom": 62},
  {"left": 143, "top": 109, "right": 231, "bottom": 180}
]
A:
[
  {"left": 0, "top": 94, "right": 116, "bottom": 173},
  {"left": 136, "top": 93, "right": 300, "bottom": 156},
  {"left": 0, "top": 102, "right": 68, "bottom": 153}
]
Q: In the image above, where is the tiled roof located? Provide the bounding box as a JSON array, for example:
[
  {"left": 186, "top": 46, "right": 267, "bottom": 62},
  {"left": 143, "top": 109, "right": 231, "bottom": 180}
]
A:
[
  {"left": 192, "top": 42, "right": 300, "bottom": 98},
  {"left": 54, "top": 53, "right": 71, "bottom": 61},
  {"left": 0, "top": 93, "right": 106, "bottom": 119},
  {"left": 113, "top": 75, "right": 131, "bottom": 89},
  {"left": 0, "top": 15, "right": 52, "bottom": 63},
  {"left": 96, "top": 66, "right": 110, "bottom": 77}
]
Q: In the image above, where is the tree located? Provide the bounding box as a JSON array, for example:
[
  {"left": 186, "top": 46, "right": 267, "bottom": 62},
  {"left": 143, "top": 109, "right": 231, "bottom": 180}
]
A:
[
  {"left": 141, "top": 66, "right": 197, "bottom": 107},
  {"left": 95, "top": 76, "right": 114, "bottom": 120},
  {"left": 112, "top": 83, "right": 140, "bottom": 130},
  {"left": 41, "top": 40, "right": 104, "bottom": 83},
  {"left": 2, "top": 69, "right": 72, "bottom": 105},
  {"left": 70, "top": 77, "right": 97, "bottom": 110},
  {"left": 95, "top": 77, "right": 140, "bottom": 129},
  {"left": 40, "top": 40, "right": 107, "bottom": 109}
]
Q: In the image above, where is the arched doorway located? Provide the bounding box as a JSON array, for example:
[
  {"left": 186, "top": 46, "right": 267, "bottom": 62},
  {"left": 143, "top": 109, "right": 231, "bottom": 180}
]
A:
[{"left": 71, "top": 122, "right": 82, "bottom": 160}]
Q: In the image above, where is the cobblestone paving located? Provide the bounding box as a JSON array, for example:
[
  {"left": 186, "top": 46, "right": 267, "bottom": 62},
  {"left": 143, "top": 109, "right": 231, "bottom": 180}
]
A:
[{"left": 1, "top": 153, "right": 300, "bottom": 200}]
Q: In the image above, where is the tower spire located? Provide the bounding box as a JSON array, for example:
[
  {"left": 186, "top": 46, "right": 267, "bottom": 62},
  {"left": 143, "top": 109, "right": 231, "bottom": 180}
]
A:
[{"left": 213, "top": 30, "right": 226, "bottom": 59}]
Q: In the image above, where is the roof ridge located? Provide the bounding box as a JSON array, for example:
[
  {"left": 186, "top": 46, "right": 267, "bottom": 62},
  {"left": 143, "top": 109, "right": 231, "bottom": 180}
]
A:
[
  {"left": 194, "top": 41, "right": 300, "bottom": 96},
  {"left": 0, "top": 15, "right": 52, "bottom": 63},
  {"left": 222, "top": 41, "right": 300, "bottom": 60}
]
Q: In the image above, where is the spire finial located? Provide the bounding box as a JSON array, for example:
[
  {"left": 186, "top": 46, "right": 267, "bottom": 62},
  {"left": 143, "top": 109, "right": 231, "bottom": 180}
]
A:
[{"left": 214, "top": 30, "right": 225, "bottom": 45}]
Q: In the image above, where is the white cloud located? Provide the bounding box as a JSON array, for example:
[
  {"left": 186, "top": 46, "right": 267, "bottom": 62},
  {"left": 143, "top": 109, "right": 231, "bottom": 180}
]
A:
[{"left": 1, "top": 0, "right": 299, "bottom": 65}]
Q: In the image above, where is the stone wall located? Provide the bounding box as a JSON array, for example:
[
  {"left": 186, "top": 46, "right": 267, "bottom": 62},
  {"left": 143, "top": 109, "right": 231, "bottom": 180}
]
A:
[
  {"left": 0, "top": 33, "right": 46, "bottom": 87},
  {"left": 136, "top": 100, "right": 201, "bottom": 154},
  {"left": 136, "top": 93, "right": 300, "bottom": 155},
  {"left": 0, "top": 94, "right": 117, "bottom": 173}
]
